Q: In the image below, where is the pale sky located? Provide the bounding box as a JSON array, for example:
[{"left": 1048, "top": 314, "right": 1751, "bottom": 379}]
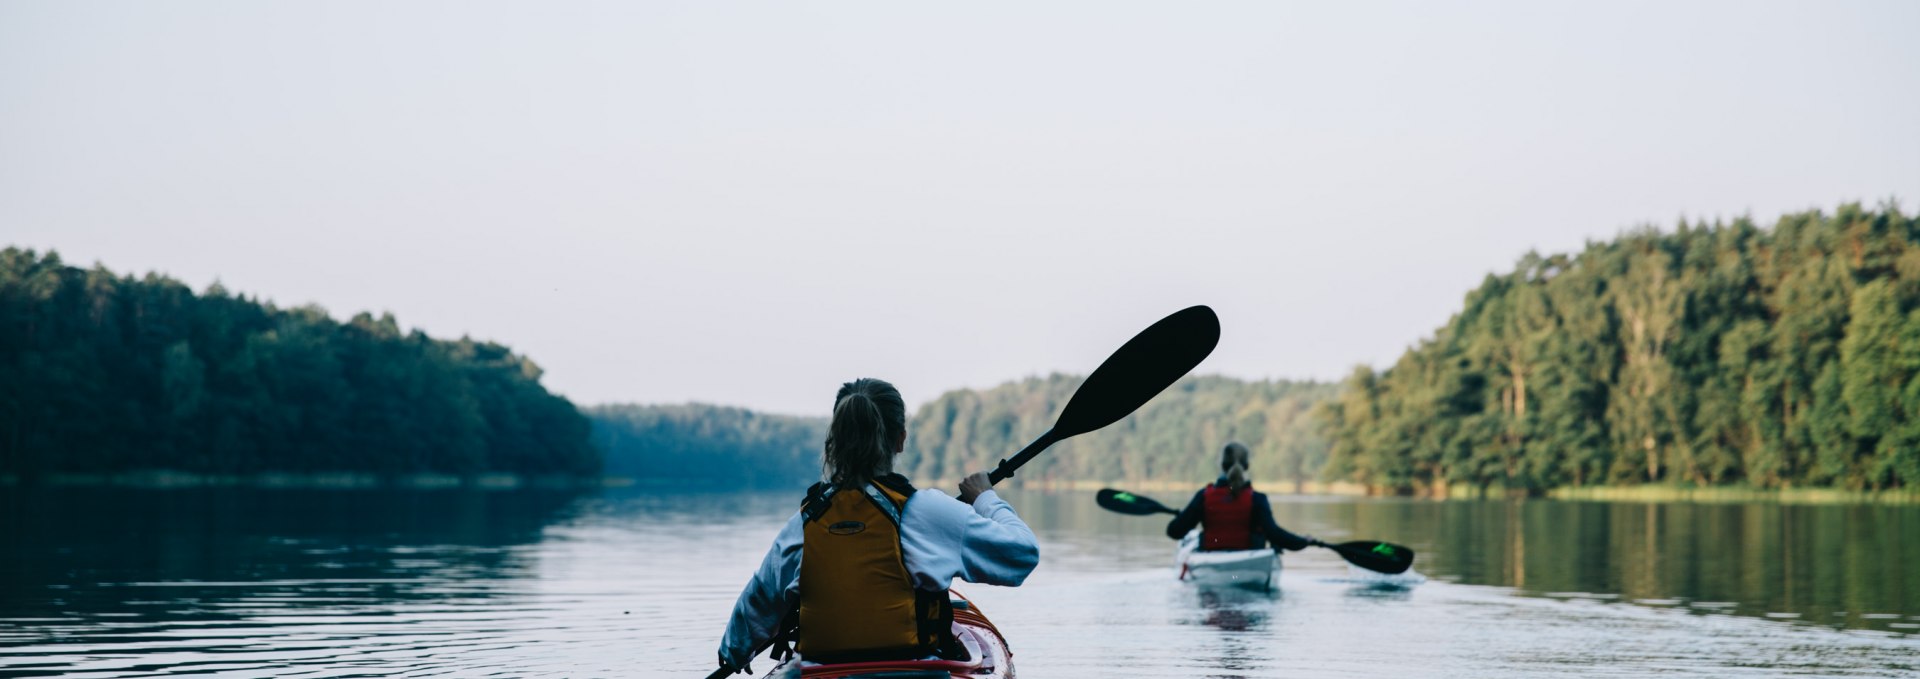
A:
[{"left": 4, "top": 1, "right": 1917, "bottom": 415}]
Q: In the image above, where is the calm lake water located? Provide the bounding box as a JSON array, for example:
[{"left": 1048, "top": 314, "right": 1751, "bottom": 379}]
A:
[{"left": 2, "top": 486, "right": 1916, "bottom": 677}]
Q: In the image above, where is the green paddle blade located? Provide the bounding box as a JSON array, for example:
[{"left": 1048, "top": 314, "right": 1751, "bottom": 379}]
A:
[
  {"left": 1323, "top": 540, "right": 1416, "bottom": 575},
  {"left": 1095, "top": 488, "right": 1179, "bottom": 515}
]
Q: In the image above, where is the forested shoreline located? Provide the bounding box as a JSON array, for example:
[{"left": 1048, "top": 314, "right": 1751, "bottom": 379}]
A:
[
  {"left": 586, "top": 376, "right": 1335, "bottom": 490},
  {"left": 13, "top": 203, "right": 1920, "bottom": 496},
  {"left": 0, "top": 248, "right": 599, "bottom": 479},
  {"left": 902, "top": 375, "right": 1337, "bottom": 489},
  {"left": 1319, "top": 204, "right": 1920, "bottom": 494},
  {"left": 589, "top": 403, "right": 826, "bottom": 488}
]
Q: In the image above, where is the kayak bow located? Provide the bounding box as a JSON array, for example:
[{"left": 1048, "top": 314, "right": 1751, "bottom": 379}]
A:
[{"left": 1175, "top": 531, "right": 1277, "bottom": 591}]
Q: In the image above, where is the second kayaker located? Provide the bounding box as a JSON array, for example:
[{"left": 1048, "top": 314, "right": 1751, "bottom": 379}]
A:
[
  {"left": 714, "top": 378, "right": 1040, "bottom": 675},
  {"left": 1165, "top": 441, "right": 1315, "bottom": 552}
]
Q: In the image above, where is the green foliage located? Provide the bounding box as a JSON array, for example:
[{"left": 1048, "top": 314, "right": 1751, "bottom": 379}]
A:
[
  {"left": 903, "top": 375, "right": 1338, "bottom": 487},
  {"left": 587, "top": 403, "right": 827, "bottom": 488},
  {"left": 0, "top": 248, "right": 598, "bottom": 477},
  {"left": 1319, "top": 203, "right": 1920, "bottom": 492},
  {"left": 592, "top": 376, "right": 1335, "bottom": 490}
]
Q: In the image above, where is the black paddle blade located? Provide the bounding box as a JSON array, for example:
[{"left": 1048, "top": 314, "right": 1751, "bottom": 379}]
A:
[
  {"left": 1325, "top": 540, "right": 1416, "bottom": 575},
  {"left": 1054, "top": 305, "right": 1221, "bottom": 438},
  {"left": 1095, "top": 488, "right": 1179, "bottom": 515},
  {"left": 988, "top": 305, "right": 1221, "bottom": 484}
]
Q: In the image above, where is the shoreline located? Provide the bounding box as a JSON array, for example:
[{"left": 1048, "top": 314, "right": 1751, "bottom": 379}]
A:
[
  {"left": 989, "top": 478, "right": 1920, "bottom": 505},
  {"left": 0, "top": 470, "right": 616, "bottom": 491},
  {"left": 3, "top": 471, "right": 1916, "bottom": 504},
  {"left": 1542, "top": 484, "right": 1920, "bottom": 505}
]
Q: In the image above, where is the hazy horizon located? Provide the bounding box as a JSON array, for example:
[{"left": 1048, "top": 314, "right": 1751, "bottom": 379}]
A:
[{"left": 6, "top": 1, "right": 1917, "bottom": 414}]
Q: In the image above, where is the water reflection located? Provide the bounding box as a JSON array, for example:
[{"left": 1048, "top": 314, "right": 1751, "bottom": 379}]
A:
[
  {"left": 1183, "top": 585, "right": 1277, "bottom": 678},
  {"left": 0, "top": 487, "right": 587, "bottom": 677},
  {"left": 1, "top": 486, "right": 1915, "bottom": 678},
  {"left": 1308, "top": 499, "right": 1920, "bottom": 634},
  {"left": 1192, "top": 586, "right": 1275, "bottom": 632},
  {"left": 996, "top": 488, "right": 1920, "bottom": 635}
]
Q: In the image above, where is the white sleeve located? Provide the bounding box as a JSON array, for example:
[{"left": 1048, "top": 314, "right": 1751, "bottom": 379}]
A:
[
  {"left": 716, "top": 510, "right": 804, "bottom": 668},
  {"left": 959, "top": 490, "right": 1040, "bottom": 586},
  {"left": 901, "top": 489, "right": 1040, "bottom": 590}
]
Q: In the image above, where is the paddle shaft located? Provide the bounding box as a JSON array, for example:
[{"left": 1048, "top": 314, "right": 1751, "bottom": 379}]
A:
[{"left": 988, "top": 430, "right": 1060, "bottom": 484}]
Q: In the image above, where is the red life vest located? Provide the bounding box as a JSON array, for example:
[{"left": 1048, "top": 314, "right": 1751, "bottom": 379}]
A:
[{"left": 1200, "top": 483, "right": 1254, "bottom": 551}]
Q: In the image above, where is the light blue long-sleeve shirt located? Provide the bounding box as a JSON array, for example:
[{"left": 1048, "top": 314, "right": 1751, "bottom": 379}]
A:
[{"left": 716, "top": 488, "right": 1039, "bottom": 668}]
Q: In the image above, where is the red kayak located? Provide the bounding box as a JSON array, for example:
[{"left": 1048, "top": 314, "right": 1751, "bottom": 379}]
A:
[{"left": 770, "top": 591, "right": 1013, "bottom": 679}]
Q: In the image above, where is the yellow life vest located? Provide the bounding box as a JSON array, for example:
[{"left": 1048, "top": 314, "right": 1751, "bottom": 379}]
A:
[{"left": 795, "top": 476, "right": 952, "bottom": 662}]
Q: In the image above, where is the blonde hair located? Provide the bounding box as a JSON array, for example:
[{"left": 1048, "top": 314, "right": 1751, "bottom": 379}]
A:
[
  {"left": 823, "top": 378, "right": 906, "bottom": 488},
  {"left": 1220, "top": 441, "right": 1251, "bottom": 491}
]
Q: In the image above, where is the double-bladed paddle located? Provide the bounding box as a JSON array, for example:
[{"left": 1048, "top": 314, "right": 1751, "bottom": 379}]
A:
[
  {"left": 1094, "top": 487, "right": 1417, "bottom": 575},
  {"left": 707, "top": 306, "right": 1221, "bottom": 678}
]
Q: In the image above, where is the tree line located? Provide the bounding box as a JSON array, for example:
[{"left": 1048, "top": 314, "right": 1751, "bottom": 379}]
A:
[
  {"left": 1317, "top": 203, "right": 1920, "bottom": 493},
  {"left": 901, "top": 374, "right": 1337, "bottom": 488},
  {"left": 588, "top": 403, "right": 826, "bottom": 488},
  {"left": 586, "top": 376, "right": 1335, "bottom": 490},
  {"left": 26, "top": 200, "right": 1916, "bottom": 496},
  {"left": 0, "top": 248, "right": 598, "bottom": 478}
]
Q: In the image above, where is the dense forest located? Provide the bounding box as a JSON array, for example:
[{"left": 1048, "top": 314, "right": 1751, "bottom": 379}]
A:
[
  {"left": 589, "top": 376, "right": 1334, "bottom": 490},
  {"left": 588, "top": 403, "right": 826, "bottom": 488},
  {"left": 902, "top": 375, "right": 1337, "bottom": 488},
  {"left": 1318, "top": 204, "right": 1920, "bottom": 493},
  {"left": 22, "top": 201, "right": 1917, "bottom": 495},
  {"left": 0, "top": 248, "right": 599, "bottom": 478}
]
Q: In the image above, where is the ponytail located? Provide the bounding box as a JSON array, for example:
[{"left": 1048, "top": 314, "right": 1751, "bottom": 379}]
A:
[
  {"left": 1221, "top": 441, "right": 1251, "bottom": 494},
  {"left": 823, "top": 378, "right": 907, "bottom": 488}
]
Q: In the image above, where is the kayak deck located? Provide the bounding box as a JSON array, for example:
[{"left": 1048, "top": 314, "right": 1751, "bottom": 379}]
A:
[
  {"left": 1177, "top": 531, "right": 1278, "bottom": 591},
  {"left": 770, "top": 591, "right": 1012, "bottom": 679}
]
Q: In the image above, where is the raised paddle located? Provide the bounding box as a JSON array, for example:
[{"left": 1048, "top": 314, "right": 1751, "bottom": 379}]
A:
[
  {"left": 987, "top": 304, "right": 1221, "bottom": 483},
  {"left": 706, "top": 306, "right": 1221, "bottom": 678},
  {"left": 1094, "top": 487, "right": 1418, "bottom": 575}
]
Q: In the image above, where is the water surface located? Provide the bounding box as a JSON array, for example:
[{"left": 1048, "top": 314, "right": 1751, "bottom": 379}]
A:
[{"left": 1, "top": 487, "right": 1915, "bottom": 677}]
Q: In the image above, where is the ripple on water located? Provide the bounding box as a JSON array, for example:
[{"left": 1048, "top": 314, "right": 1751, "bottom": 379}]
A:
[{"left": 3, "top": 489, "right": 1917, "bottom": 678}]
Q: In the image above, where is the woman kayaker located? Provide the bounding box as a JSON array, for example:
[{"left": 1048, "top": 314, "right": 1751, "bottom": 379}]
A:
[
  {"left": 1165, "top": 442, "right": 1314, "bottom": 553},
  {"left": 714, "top": 378, "right": 1040, "bottom": 675}
]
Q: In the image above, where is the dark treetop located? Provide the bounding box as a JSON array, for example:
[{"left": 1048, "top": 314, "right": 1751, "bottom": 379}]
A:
[
  {"left": 0, "top": 248, "right": 598, "bottom": 478},
  {"left": 1317, "top": 203, "right": 1920, "bottom": 493}
]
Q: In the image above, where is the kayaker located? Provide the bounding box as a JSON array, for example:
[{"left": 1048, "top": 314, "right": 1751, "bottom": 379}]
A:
[
  {"left": 1165, "top": 442, "right": 1314, "bottom": 552},
  {"left": 714, "top": 378, "right": 1040, "bottom": 675}
]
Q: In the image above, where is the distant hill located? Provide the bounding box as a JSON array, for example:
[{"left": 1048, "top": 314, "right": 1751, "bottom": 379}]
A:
[
  {"left": 587, "top": 403, "right": 826, "bottom": 488},
  {"left": 590, "top": 375, "right": 1336, "bottom": 489},
  {"left": 902, "top": 374, "right": 1338, "bottom": 488},
  {"left": 0, "top": 248, "right": 599, "bottom": 478},
  {"left": 1318, "top": 203, "right": 1920, "bottom": 493}
]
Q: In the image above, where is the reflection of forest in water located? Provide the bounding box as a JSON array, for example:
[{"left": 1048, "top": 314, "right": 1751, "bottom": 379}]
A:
[
  {"left": 0, "top": 488, "right": 587, "bottom": 629},
  {"left": 2, "top": 487, "right": 1914, "bottom": 645},
  {"left": 993, "top": 489, "right": 1919, "bottom": 635},
  {"left": 1304, "top": 499, "right": 1918, "bottom": 633}
]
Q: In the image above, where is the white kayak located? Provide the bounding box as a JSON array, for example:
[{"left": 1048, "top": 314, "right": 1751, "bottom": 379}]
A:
[{"left": 1176, "top": 531, "right": 1278, "bottom": 591}]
